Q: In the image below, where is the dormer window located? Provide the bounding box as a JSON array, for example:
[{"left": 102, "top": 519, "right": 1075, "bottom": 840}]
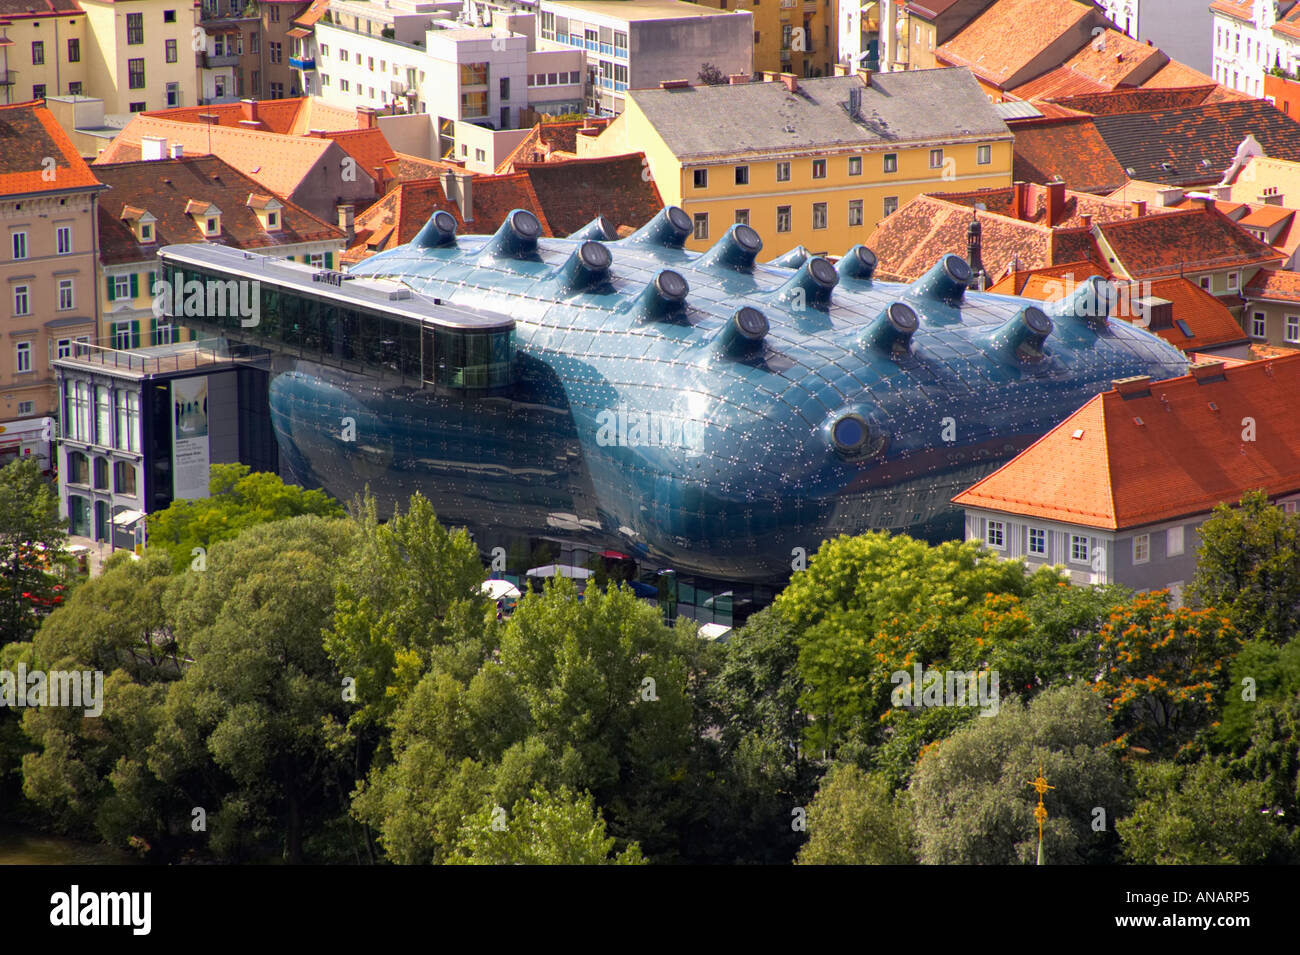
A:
[
  {"left": 205, "top": 216, "right": 218, "bottom": 235},
  {"left": 246, "top": 193, "right": 283, "bottom": 233},
  {"left": 121, "top": 205, "right": 157, "bottom": 244},
  {"left": 185, "top": 199, "right": 222, "bottom": 237}
]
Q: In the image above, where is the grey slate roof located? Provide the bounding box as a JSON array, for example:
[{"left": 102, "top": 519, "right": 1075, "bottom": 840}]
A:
[{"left": 628, "top": 68, "right": 1011, "bottom": 160}]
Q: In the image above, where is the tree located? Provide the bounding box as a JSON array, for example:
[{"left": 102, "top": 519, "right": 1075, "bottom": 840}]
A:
[
  {"left": 1119, "top": 760, "right": 1286, "bottom": 864},
  {"left": 149, "top": 516, "right": 357, "bottom": 863},
  {"left": 1090, "top": 590, "right": 1240, "bottom": 756},
  {"left": 354, "top": 577, "right": 712, "bottom": 864},
  {"left": 145, "top": 463, "right": 343, "bottom": 573},
  {"left": 697, "top": 62, "right": 726, "bottom": 86},
  {"left": 447, "top": 786, "right": 644, "bottom": 865},
  {"left": 776, "top": 533, "right": 1047, "bottom": 757},
  {"left": 0, "top": 459, "right": 67, "bottom": 645},
  {"left": 796, "top": 764, "right": 915, "bottom": 865},
  {"left": 1191, "top": 490, "right": 1300, "bottom": 643},
  {"left": 909, "top": 684, "right": 1129, "bottom": 865},
  {"left": 1230, "top": 688, "right": 1300, "bottom": 851}
]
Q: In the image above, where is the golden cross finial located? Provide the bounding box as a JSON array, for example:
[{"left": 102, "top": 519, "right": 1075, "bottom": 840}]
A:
[{"left": 1025, "top": 765, "right": 1053, "bottom": 865}]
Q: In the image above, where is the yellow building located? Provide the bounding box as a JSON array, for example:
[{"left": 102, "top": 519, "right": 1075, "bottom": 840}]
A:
[
  {"left": 79, "top": 0, "right": 198, "bottom": 113},
  {"left": 692, "top": 0, "right": 836, "bottom": 78},
  {"left": 0, "top": 1, "right": 90, "bottom": 103},
  {"left": 591, "top": 68, "right": 1012, "bottom": 256}
]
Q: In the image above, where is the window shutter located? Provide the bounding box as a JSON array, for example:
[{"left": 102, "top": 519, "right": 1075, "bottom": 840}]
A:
[
  {"left": 106, "top": 276, "right": 115, "bottom": 301},
  {"left": 129, "top": 273, "right": 139, "bottom": 298},
  {"left": 130, "top": 320, "right": 140, "bottom": 349},
  {"left": 325, "top": 252, "right": 334, "bottom": 269},
  {"left": 150, "top": 317, "right": 157, "bottom": 341},
  {"left": 147, "top": 271, "right": 156, "bottom": 295}
]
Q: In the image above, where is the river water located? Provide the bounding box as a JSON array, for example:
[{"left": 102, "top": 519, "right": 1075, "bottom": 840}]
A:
[{"left": 0, "top": 823, "right": 135, "bottom": 865}]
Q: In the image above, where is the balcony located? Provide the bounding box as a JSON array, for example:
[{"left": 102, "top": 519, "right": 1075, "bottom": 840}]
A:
[
  {"left": 198, "top": 51, "right": 241, "bottom": 69},
  {"left": 0, "top": 70, "right": 14, "bottom": 86},
  {"left": 289, "top": 55, "right": 315, "bottom": 70}
]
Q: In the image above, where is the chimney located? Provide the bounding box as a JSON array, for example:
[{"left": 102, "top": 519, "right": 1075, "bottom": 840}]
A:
[
  {"left": 1135, "top": 295, "right": 1173, "bottom": 330},
  {"left": 834, "top": 63, "right": 850, "bottom": 76},
  {"left": 728, "top": 73, "right": 749, "bottom": 84},
  {"left": 1046, "top": 181, "right": 1066, "bottom": 227},
  {"left": 1113, "top": 375, "right": 1152, "bottom": 399},
  {"left": 141, "top": 136, "right": 167, "bottom": 161},
  {"left": 241, "top": 98, "right": 259, "bottom": 124},
  {"left": 357, "top": 106, "right": 378, "bottom": 130},
  {"left": 762, "top": 70, "right": 781, "bottom": 83},
  {"left": 169, "top": 143, "right": 184, "bottom": 159},
  {"left": 440, "top": 170, "right": 474, "bottom": 221},
  {"left": 1155, "top": 186, "right": 1186, "bottom": 207},
  {"left": 1080, "top": 213, "right": 1093, "bottom": 230},
  {"left": 1012, "top": 180, "right": 1029, "bottom": 220},
  {"left": 1130, "top": 199, "right": 1147, "bottom": 218},
  {"left": 780, "top": 72, "right": 799, "bottom": 93},
  {"left": 373, "top": 165, "right": 387, "bottom": 196},
  {"left": 1190, "top": 359, "right": 1227, "bottom": 383},
  {"left": 336, "top": 202, "right": 355, "bottom": 241},
  {"left": 1259, "top": 190, "right": 1285, "bottom": 206},
  {"left": 659, "top": 79, "right": 691, "bottom": 90},
  {"left": 857, "top": 69, "right": 872, "bottom": 87}
]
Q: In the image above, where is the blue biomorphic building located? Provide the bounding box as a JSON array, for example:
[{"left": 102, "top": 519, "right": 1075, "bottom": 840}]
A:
[{"left": 159, "top": 206, "right": 1187, "bottom": 615}]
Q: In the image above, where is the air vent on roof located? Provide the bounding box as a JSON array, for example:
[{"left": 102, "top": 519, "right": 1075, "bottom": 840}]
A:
[
  {"left": 388, "top": 288, "right": 411, "bottom": 301},
  {"left": 1133, "top": 416, "right": 1144, "bottom": 426},
  {"left": 1071, "top": 429, "right": 1085, "bottom": 439},
  {"left": 1208, "top": 401, "right": 1220, "bottom": 412}
]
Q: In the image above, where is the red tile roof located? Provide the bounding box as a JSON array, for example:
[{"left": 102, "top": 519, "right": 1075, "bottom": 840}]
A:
[
  {"left": 343, "top": 173, "right": 551, "bottom": 264},
  {"left": 1245, "top": 267, "right": 1300, "bottom": 303},
  {"left": 1009, "top": 29, "right": 1165, "bottom": 99},
  {"left": 937, "top": 0, "right": 1100, "bottom": 88},
  {"left": 293, "top": 0, "right": 329, "bottom": 26},
  {"left": 1275, "top": 5, "right": 1300, "bottom": 40},
  {"left": 1050, "top": 85, "right": 1224, "bottom": 115},
  {"left": 495, "top": 119, "right": 612, "bottom": 174},
  {"left": 94, "top": 156, "right": 343, "bottom": 265},
  {"left": 954, "top": 354, "right": 1300, "bottom": 529},
  {"left": 316, "top": 128, "right": 397, "bottom": 184},
  {"left": 0, "top": 0, "right": 81, "bottom": 19},
  {"left": 519, "top": 153, "right": 662, "bottom": 237},
  {"left": 1209, "top": 0, "right": 1255, "bottom": 22},
  {"left": 1095, "top": 207, "right": 1283, "bottom": 278},
  {"left": 1238, "top": 204, "right": 1296, "bottom": 229},
  {"left": 1143, "top": 60, "right": 1246, "bottom": 99},
  {"left": 1008, "top": 117, "right": 1128, "bottom": 194},
  {"left": 0, "top": 101, "right": 103, "bottom": 197}
]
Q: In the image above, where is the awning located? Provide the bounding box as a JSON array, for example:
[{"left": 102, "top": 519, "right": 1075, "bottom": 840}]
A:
[
  {"left": 481, "top": 579, "right": 521, "bottom": 600},
  {"left": 525, "top": 564, "right": 591, "bottom": 579},
  {"left": 111, "top": 508, "right": 146, "bottom": 527},
  {"left": 697, "top": 623, "right": 733, "bottom": 642},
  {"left": 286, "top": 27, "right": 311, "bottom": 38}
]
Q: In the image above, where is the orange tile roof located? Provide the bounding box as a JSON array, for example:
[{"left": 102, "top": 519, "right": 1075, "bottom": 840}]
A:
[
  {"left": 1209, "top": 0, "right": 1254, "bottom": 23},
  {"left": 343, "top": 173, "right": 551, "bottom": 264},
  {"left": 317, "top": 128, "right": 397, "bottom": 183},
  {"left": 1143, "top": 60, "right": 1245, "bottom": 100},
  {"left": 1251, "top": 342, "right": 1300, "bottom": 359},
  {"left": 1051, "top": 84, "right": 1222, "bottom": 115},
  {"left": 1011, "top": 66, "right": 1110, "bottom": 101},
  {"left": 937, "top": 0, "right": 1099, "bottom": 88},
  {"left": 96, "top": 116, "right": 341, "bottom": 198},
  {"left": 954, "top": 354, "right": 1300, "bottom": 529},
  {"left": 1245, "top": 267, "right": 1300, "bottom": 303},
  {"left": 1238, "top": 204, "right": 1296, "bottom": 229},
  {"left": 94, "top": 156, "right": 342, "bottom": 265},
  {"left": 1010, "top": 29, "right": 1164, "bottom": 99},
  {"left": 1189, "top": 351, "right": 1250, "bottom": 366},
  {"left": 0, "top": 101, "right": 103, "bottom": 196},
  {"left": 1009, "top": 117, "right": 1127, "bottom": 193},
  {"left": 1276, "top": 5, "right": 1300, "bottom": 40},
  {"left": 293, "top": 0, "right": 329, "bottom": 27},
  {"left": 991, "top": 267, "right": 1248, "bottom": 351},
  {"left": 0, "top": 0, "right": 81, "bottom": 20},
  {"left": 1095, "top": 207, "right": 1283, "bottom": 278}
]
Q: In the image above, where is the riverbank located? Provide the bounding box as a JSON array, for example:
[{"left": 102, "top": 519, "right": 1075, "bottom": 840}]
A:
[{"left": 0, "top": 823, "right": 135, "bottom": 865}]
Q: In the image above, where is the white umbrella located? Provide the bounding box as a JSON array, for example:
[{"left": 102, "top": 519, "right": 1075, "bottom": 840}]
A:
[
  {"left": 525, "top": 564, "right": 592, "bottom": 579},
  {"left": 481, "top": 579, "right": 522, "bottom": 600}
]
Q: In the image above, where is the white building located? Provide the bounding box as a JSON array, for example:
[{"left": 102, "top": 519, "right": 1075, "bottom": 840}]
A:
[
  {"left": 537, "top": 0, "right": 753, "bottom": 116},
  {"left": 839, "top": 0, "right": 906, "bottom": 73},
  {"left": 314, "top": 0, "right": 582, "bottom": 139},
  {"left": 1211, "top": 0, "right": 1300, "bottom": 97}
]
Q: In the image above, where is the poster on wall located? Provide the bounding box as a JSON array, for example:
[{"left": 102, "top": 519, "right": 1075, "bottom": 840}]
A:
[{"left": 172, "top": 376, "right": 210, "bottom": 500}]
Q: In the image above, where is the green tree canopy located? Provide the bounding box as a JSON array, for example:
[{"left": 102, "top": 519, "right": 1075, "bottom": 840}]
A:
[
  {"left": 447, "top": 786, "right": 644, "bottom": 865},
  {"left": 145, "top": 463, "right": 343, "bottom": 573},
  {"left": 1191, "top": 490, "right": 1300, "bottom": 643},
  {"left": 1119, "top": 759, "right": 1287, "bottom": 864},
  {"left": 908, "top": 684, "right": 1129, "bottom": 864},
  {"left": 0, "top": 459, "right": 67, "bottom": 645},
  {"left": 796, "top": 764, "right": 915, "bottom": 865}
]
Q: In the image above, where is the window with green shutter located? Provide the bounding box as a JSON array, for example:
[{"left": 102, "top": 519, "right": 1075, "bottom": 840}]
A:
[
  {"left": 147, "top": 271, "right": 156, "bottom": 296},
  {"left": 129, "top": 273, "right": 139, "bottom": 298},
  {"left": 130, "top": 320, "right": 140, "bottom": 349},
  {"left": 325, "top": 252, "right": 334, "bottom": 269},
  {"left": 106, "top": 276, "right": 115, "bottom": 301}
]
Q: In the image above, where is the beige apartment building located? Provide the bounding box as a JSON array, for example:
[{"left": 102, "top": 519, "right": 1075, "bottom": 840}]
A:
[
  {"left": 0, "top": 100, "right": 104, "bottom": 468},
  {"left": 78, "top": 0, "right": 198, "bottom": 112},
  {"left": 0, "top": 0, "right": 91, "bottom": 104}
]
